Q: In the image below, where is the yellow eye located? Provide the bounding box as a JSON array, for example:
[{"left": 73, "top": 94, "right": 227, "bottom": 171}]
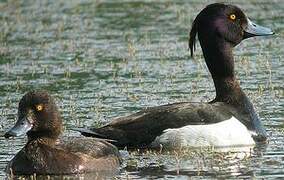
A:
[
  {"left": 35, "top": 104, "right": 44, "bottom": 111},
  {"left": 229, "top": 14, "right": 236, "bottom": 20}
]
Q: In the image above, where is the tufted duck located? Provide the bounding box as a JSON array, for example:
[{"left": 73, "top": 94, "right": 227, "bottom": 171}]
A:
[
  {"left": 4, "top": 91, "right": 120, "bottom": 175},
  {"left": 72, "top": 3, "right": 273, "bottom": 149}
]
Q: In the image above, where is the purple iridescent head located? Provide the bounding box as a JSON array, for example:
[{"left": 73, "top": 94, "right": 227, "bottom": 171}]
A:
[{"left": 189, "top": 3, "right": 273, "bottom": 57}]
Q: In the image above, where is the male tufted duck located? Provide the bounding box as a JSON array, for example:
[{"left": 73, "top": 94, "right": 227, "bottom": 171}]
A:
[
  {"left": 73, "top": 3, "right": 273, "bottom": 149},
  {"left": 4, "top": 91, "right": 120, "bottom": 175}
]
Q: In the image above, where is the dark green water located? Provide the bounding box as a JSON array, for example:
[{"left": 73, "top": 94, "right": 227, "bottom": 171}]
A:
[{"left": 0, "top": 0, "right": 283, "bottom": 179}]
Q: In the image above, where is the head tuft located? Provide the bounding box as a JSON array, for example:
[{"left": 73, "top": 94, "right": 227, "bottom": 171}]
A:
[
  {"left": 188, "top": 17, "right": 198, "bottom": 57},
  {"left": 188, "top": 3, "right": 228, "bottom": 57}
]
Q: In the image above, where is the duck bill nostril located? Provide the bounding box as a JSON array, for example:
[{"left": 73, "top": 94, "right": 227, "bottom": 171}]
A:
[
  {"left": 243, "top": 18, "right": 274, "bottom": 39},
  {"left": 4, "top": 116, "right": 33, "bottom": 138}
]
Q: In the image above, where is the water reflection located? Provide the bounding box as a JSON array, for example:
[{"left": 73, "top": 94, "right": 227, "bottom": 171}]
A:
[
  {"left": 8, "top": 171, "right": 120, "bottom": 180},
  {"left": 121, "top": 145, "right": 265, "bottom": 178}
]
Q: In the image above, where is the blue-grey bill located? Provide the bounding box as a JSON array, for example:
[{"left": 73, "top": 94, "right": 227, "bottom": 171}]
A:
[
  {"left": 244, "top": 18, "right": 274, "bottom": 38},
  {"left": 4, "top": 117, "right": 32, "bottom": 138}
]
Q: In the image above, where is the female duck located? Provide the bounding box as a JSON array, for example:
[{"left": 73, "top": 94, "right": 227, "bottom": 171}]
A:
[
  {"left": 73, "top": 3, "right": 273, "bottom": 149},
  {"left": 4, "top": 91, "right": 120, "bottom": 175}
]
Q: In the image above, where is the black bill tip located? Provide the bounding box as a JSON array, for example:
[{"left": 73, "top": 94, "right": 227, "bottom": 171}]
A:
[
  {"left": 244, "top": 18, "right": 274, "bottom": 39},
  {"left": 4, "top": 117, "right": 33, "bottom": 139}
]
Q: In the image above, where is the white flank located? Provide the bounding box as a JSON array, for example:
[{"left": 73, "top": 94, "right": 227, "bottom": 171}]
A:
[{"left": 151, "top": 116, "right": 255, "bottom": 149}]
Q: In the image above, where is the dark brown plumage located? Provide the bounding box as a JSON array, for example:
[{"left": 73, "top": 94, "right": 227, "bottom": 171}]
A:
[{"left": 5, "top": 91, "right": 120, "bottom": 175}]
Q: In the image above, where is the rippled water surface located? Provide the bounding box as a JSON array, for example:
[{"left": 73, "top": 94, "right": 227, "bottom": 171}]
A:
[{"left": 0, "top": 0, "right": 283, "bottom": 179}]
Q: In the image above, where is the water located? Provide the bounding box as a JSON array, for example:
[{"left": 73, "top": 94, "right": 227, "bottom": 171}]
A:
[{"left": 0, "top": 0, "right": 283, "bottom": 179}]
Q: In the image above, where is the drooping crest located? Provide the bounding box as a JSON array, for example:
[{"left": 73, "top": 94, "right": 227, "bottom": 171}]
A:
[
  {"left": 189, "top": 3, "right": 226, "bottom": 57},
  {"left": 188, "top": 17, "right": 198, "bottom": 57}
]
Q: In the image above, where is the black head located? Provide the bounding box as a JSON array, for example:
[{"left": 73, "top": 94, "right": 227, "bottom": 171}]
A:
[
  {"left": 189, "top": 3, "right": 273, "bottom": 56},
  {"left": 4, "top": 91, "right": 62, "bottom": 141}
]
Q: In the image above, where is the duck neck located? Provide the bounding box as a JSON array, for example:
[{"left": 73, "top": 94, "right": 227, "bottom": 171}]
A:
[
  {"left": 199, "top": 35, "right": 244, "bottom": 105},
  {"left": 27, "top": 130, "right": 60, "bottom": 146}
]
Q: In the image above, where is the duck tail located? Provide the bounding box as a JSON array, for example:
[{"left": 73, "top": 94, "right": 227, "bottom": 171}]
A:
[{"left": 70, "top": 127, "right": 108, "bottom": 139}]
